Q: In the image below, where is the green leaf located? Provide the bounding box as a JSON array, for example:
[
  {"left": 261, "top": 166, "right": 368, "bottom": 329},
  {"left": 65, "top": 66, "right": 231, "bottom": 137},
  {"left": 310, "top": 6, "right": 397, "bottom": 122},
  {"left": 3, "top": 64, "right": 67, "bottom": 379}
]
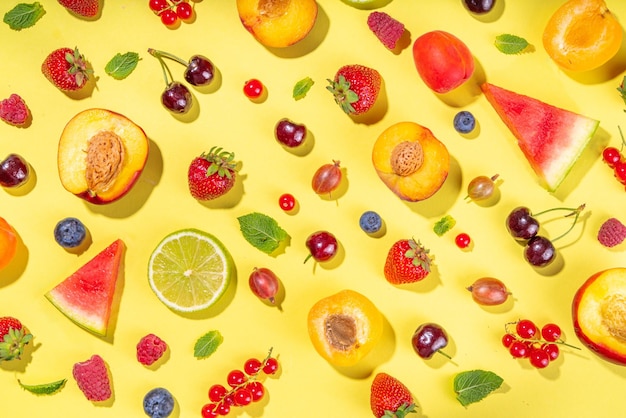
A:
[
  {"left": 433, "top": 215, "right": 456, "bottom": 236},
  {"left": 293, "top": 77, "right": 314, "bottom": 100},
  {"left": 194, "top": 330, "right": 223, "bottom": 359},
  {"left": 105, "top": 52, "right": 140, "bottom": 79},
  {"left": 3, "top": 2, "right": 45, "bottom": 30},
  {"left": 454, "top": 370, "right": 503, "bottom": 406},
  {"left": 237, "top": 212, "right": 289, "bottom": 255},
  {"left": 18, "top": 378, "right": 66, "bottom": 395},
  {"left": 494, "top": 34, "right": 529, "bottom": 55}
]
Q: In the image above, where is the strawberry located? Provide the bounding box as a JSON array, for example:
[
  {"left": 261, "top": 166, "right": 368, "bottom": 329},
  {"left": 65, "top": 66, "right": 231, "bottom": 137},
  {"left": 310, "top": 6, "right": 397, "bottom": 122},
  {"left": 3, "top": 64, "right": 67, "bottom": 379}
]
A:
[
  {"left": 384, "top": 238, "right": 432, "bottom": 284},
  {"left": 327, "top": 64, "right": 381, "bottom": 115},
  {"left": 188, "top": 147, "right": 238, "bottom": 200},
  {"left": 0, "top": 316, "right": 33, "bottom": 362},
  {"left": 57, "top": 0, "right": 100, "bottom": 18},
  {"left": 41, "top": 47, "right": 91, "bottom": 91},
  {"left": 370, "top": 372, "right": 416, "bottom": 418}
]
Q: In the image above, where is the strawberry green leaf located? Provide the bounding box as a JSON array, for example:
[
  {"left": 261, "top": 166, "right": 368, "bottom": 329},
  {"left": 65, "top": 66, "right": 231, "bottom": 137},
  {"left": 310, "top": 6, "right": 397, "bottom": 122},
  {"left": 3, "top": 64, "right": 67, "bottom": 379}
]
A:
[
  {"left": 237, "top": 212, "right": 289, "bottom": 255},
  {"left": 105, "top": 52, "right": 140, "bottom": 80},
  {"left": 494, "top": 34, "right": 529, "bottom": 55},
  {"left": 3, "top": 2, "right": 45, "bottom": 30},
  {"left": 293, "top": 77, "right": 314, "bottom": 100},
  {"left": 454, "top": 370, "right": 503, "bottom": 406},
  {"left": 433, "top": 215, "right": 456, "bottom": 236},
  {"left": 18, "top": 378, "right": 66, "bottom": 395},
  {"left": 617, "top": 76, "right": 626, "bottom": 108},
  {"left": 194, "top": 330, "right": 223, "bottom": 359}
]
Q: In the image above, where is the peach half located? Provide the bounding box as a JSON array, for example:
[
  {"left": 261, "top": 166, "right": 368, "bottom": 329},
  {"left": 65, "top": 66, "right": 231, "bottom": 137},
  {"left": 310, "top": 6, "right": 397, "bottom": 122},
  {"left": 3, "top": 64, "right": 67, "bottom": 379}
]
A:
[
  {"left": 236, "top": 0, "right": 318, "bottom": 48},
  {"left": 57, "top": 109, "right": 149, "bottom": 205},
  {"left": 372, "top": 121, "right": 450, "bottom": 202},
  {"left": 572, "top": 268, "right": 626, "bottom": 365}
]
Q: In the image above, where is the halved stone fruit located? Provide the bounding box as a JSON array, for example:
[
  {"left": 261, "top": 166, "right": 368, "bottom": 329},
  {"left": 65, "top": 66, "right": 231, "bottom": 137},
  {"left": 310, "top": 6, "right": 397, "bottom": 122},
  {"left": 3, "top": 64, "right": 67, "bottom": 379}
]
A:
[
  {"left": 572, "top": 268, "right": 626, "bottom": 365},
  {"left": 57, "top": 108, "right": 149, "bottom": 204}
]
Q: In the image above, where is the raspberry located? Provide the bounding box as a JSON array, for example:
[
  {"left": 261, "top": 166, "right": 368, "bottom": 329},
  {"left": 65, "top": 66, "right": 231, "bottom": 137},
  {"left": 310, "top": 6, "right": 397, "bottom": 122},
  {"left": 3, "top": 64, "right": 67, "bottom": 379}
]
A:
[
  {"left": 598, "top": 218, "right": 626, "bottom": 247},
  {"left": 367, "top": 11, "right": 405, "bottom": 50},
  {"left": 72, "top": 354, "right": 112, "bottom": 402},
  {"left": 137, "top": 333, "right": 168, "bottom": 366},
  {"left": 0, "top": 94, "right": 29, "bottom": 126}
]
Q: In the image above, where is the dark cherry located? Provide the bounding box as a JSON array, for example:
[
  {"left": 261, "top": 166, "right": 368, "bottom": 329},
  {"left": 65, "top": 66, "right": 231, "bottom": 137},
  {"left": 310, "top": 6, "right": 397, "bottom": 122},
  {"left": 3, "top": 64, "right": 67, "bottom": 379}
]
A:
[
  {"left": 0, "top": 153, "right": 30, "bottom": 188},
  {"left": 524, "top": 236, "right": 556, "bottom": 267},
  {"left": 185, "top": 55, "right": 215, "bottom": 86},
  {"left": 411, "top": 323, "right": 450, "bottom": 359},
  {"left": 275, "top": 118, "right": 307, "bottom": 148},
  {"left": 304, "top": 231, "right": 338, "bottom": 263},
  {"left": 162, "top": 82, "right": 192, "bottom": 114},
  {"left": 463, "top": 0, "right": 495, "bottom": 14},
  {"left": 506, "top": 206, "right": 539, "bottom": 241}
]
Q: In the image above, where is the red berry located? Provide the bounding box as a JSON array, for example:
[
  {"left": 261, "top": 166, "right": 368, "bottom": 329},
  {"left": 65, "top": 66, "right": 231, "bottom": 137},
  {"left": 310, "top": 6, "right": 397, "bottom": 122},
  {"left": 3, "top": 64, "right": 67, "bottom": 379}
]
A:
[
  {"left": 243, "top": 79, "right": 264, "bottom": 99},
  {"left": 160, "top": 9, "right": 178, "bottom": 26},
  {"left": 279, "top": 193, "right": 296, "bottom": 211},
  {"left": 542, "top": 343, "right": 560, "bottom": 361},
  {"left": 227, "top": 369, "right": 247, "bottom": 387},
  {"left": 603, "top": 147, "right": 621, "bottom": 167},
  {"left": 501, "top": 333, "right": 515, "bottom": 348},
  {"left": 516, "top": 319, "right": 538, "bottom": 339},
  {"left": 246, "top": 381, "right": 265, "bottom": 401},
  {"left": 262, "top": 357, "right": 279, "bottom": 374},
  {"left": 234, "top": 388, "right": 253, "bottom": 406},
  {"left": 529, "top": 348, "right": 550, "bottom": 368},
  {"left": 208, "top": 384, "right": 227, "bottom": 402},
  {"left": 615, "top": 161, "right": 626, "bottom": 184},
  {"left": 509, "top": 340, "right": 528, "bottom": 358},
  {"left": 540, "top": 323, "right": 562, "bottom": 342},
  {"left": 201, "top": 403, "right": 218, "bottom": 418},
  {"left": 149, "top": 0, "right": 169, "bottom": 12},
  {"left": 176, "top": 1, "right": 193, "bottom": 20},
  {"left": 455, "top": 232, "right": 471, "bottom": 249},
  {"left": 244, "top": 358, "right": 262, "bottom": 375},
  {"left": 215, "top": 402, "right": 230, "bottom": 416}
]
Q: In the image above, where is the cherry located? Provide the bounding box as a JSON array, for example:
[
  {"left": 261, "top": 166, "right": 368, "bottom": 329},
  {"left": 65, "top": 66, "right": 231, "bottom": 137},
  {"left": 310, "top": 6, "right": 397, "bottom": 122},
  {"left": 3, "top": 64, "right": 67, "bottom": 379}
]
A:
[
  {"left": 524, "top": 236, "right": 555, "bottom": 267},
  {"left": 463, "top": 0, "right": 496, "bottom": 14},
  {"left": 411, "top": 323, "right": 451, "bottom": 359},
  {"left": 275, "top": 118, "right": 307, "bottom": 148},
  {"left": 304, "top": 231, "right": 338, "bottom": 263},
  {"left": 243, "top": 79, "right": 264, "bottom": 99},
  {"left": 0, "top": 154, "right": 30, "bottom": 188},
  {"left": 162, "top": 81, "right": 192, "bottom": 114},
  {"left": 185, "top": 55, "right": 214, "bottom": 86},
  {"left": 506, "top": 206, "right": 539, "bottom": 241}
]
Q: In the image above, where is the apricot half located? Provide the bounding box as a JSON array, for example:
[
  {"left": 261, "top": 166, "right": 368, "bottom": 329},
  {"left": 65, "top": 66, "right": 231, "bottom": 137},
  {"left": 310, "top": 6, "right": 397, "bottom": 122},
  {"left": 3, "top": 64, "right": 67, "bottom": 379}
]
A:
[
  {"left": 307, "top": 289, "right": 383, "bottom": 367},
  {"left": 372, "top": 121, "right": 450, "bottom": 202},
  {"left": 57, "top": 109, "right": 149, "bottom": 205},
  {"left": 543, "top": 0, "right": 623, "bottom": 72},
  {"left": 236, "top": 0, "right": 318, "bottom": 48},
  {"left": 573, "top": 268, "right": 626, "bottom": 365},
  {"left": 0, "top": 217, "right": 17, "bottom": 270}
]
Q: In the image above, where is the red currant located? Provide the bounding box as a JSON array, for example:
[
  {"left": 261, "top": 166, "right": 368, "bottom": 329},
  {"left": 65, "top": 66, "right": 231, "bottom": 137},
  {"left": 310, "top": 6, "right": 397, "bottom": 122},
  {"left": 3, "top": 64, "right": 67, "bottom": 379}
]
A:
[
  {"left": 208, "top": 384, "right": 227, "bottom": 402},
  {"left": 509, "top": 340, "right": 529, "bottom": 358},
  {"left": 176, "top": 1, "right": 193, "bottom": 20},
  {"left": 455, "top": 233, "right": 471, "bottom": 249},
  {"left": 234, "top": 388, "right": 253, "bottom": 406},
  {"left": 542, "top": 343, "right": 560, "bottom": 361},
  {"left": 227, "top": 369, "right": 247, "bottom": 387},
  {"left": 541, "top": 323, "right": 562, "bottom": 342},
  {"left": 246, "top": 381, "right": 265, "bottom": 401},
  {"left": 529, "top": 348, "right": 550, "bottom": 368},
  {"left": 501, "top": 333, "right": 515, "bottom": 348},
  {"left": 244, "top": 358, "right": 262, "bottom": 375},
  {"left": 262, "top": 357, "right": 279, "bottom": 374},
  {"left": 243, "top": 79, "right": 264, "bottom": 99},
  {"left": 603, "top": 147, "right": 621, "bottom": 167},
  {"left": 149, "top": 0, "right": 169, "bottom": 12},
  {"left": 160, "top": 8, "right": 178, "bottom": 26},
  {"left": 278, "top": 193, "right": 296, "bottom": 211},
  {"left": 215, "top": 402, "right": 230, "bottom": 416},
  {"left": 201, "top": 403, "right": 218, "bottom": 418},
  {"left": 615, "top": 161, "right": 626, "bottom": 184},
  {"left": 516, "top": 319, "right": 538, "bottom": 339}
]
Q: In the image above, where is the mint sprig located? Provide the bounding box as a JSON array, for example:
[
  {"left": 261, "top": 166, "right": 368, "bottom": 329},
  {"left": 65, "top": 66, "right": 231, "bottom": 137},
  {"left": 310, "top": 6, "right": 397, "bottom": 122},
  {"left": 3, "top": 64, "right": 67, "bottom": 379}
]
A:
[
  {"left": 293, "top": 77, "right": 314, "bottom": 100},
  {"left": 434, "top": 215, "right": 456, "bottom": 236},
  {"left": 18, "top": 378, "right": 66, "bottom": 395},
  {"left": 194, "top": 330, "right": 223, "bottom": 359},
  {"left": 105, "top": 52, "right": 140, "bottom": 79},
  {"left": 3, "top": 2, "right": 45, "bottom": 30},
  {"left": 454, "top": 370, "right": 503, "bottom": 406},
  {"left": 494, "top": 34, "right": 529, "bottom": 55},
  {"left": 237, "top": 212, "right": 289, "bottom": 255}
]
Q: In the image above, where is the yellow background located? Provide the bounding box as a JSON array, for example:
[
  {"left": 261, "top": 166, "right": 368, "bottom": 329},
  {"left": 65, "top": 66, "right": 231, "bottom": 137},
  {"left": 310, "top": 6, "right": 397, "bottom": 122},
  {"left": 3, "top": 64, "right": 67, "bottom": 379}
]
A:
[{"left": 2, "top": 0, "right": 626, "bottom": 417}]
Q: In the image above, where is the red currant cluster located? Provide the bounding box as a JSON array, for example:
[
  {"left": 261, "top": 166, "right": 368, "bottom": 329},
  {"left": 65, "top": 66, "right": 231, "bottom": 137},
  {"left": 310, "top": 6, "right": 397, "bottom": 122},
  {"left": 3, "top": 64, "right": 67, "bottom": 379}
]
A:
[
  {"left": 149, "top": 0, "right": 194, "bottom": 27},
  {"left": 602, "top": 128, "right": 626, "bottom": 188},
  {"left": 501, "top": 319, "right": 580, "bottom": 369},
  {"left": 201, "top": 349, "right": 279, "bottom": 417}
]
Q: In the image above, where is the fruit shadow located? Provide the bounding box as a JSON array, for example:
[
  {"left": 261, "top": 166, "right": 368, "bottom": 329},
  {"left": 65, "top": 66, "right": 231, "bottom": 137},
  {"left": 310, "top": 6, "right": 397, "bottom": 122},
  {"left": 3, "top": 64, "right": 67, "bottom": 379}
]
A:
[
  {"left": 340, "top": 0, "right": 393, "bottom": 9},
  {"left": 63, "top": 71, "right": 98, "bottom": 101},
  {"left": 0, "top": 230, "right": 28, "bottom": 288},
  {"left": 281, "top": 130, "right": 315, "bottom": 157},
  {"left": 85, "top": 138, "right": 163, "bottom": 218},
  {"left": 0, "top": 337, "right": 40, "bottom": 373},
  {"left": 331, "top": 314, "right": 396, "bottom": 380},
  {"left": 401, "top": 155, "right": 462, "bottom": 219},
  {"left": 191, "top": 65, "right": 223, "bottom": 96},
  {"left": 308, "top": 240, "right": 345, "bottom": 273},
  {"left": 265, "top": 6, "right": 330, "bottom": 58}
]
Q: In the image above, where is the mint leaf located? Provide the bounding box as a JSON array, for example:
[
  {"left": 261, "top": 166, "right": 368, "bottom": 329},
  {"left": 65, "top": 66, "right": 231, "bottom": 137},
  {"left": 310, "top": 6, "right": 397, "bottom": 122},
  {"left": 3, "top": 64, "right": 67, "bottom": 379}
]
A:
[
  {"left": 454, "top": 370, "right": 503, "bottom": 406},
  {"left": 18, "top": 378, "right": 66, "bottom": 395},
  {"left": 494, "top": 34, "right": 529, "bottom": 54},
  {"left": 105, "top": 52, "right": 140, "bottom": 79},
  {"left": 434, "top": 215, "right": 456, "bottom": 236},
  {"left": 293, "top": 77, "right": 314, "bottom": 100},
  {"left": 3, "top": 2, "right": 45, "bottom": 30},
  {"left": 237, "top": 212, "right": 289, "bottom": 255},
  {"left": 194, "top": 330, "right": 223, "bottom": 359}
]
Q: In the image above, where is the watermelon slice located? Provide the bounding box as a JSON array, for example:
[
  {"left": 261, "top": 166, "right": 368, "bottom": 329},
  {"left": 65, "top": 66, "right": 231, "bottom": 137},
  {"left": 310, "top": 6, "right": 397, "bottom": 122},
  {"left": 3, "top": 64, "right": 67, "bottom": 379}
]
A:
[
  {"left": 45, "top": 239, "right": 124, "bottom": 336},
  {"left": 481, "top": 82, "right": 599, "bottom": 191}
]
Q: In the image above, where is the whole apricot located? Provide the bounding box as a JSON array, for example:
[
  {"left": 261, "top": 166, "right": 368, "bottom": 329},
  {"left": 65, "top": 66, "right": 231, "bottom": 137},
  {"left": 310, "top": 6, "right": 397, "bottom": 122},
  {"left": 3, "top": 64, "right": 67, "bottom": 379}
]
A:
[
  {"left": 307, "top": 289, "right": 383, "bottom": 367},
  {"left": 543, "top": 0, "right": 623, "bottom": 72},
  {"left": 0, "top": 217, "right": 17, "bottom": 270},
  {"left": 412, "top": 30, "right": 474, "bottom": 93}
]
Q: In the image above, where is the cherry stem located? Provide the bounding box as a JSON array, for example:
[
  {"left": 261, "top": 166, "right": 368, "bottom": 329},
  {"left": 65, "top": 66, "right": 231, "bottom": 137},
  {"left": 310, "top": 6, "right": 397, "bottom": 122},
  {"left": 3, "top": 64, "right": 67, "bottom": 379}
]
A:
[
  {"left": 552, "top": 204, "right": 585, "bottom": 242},
  {"left": 148, "top": 48, "right": 175, "bottom": 88},
  {"left": 147, "top": 48, "right": 188, "bottom": 67},
  {"left": 618, "top": 125, "right": 626, "bottom": 151},
  {"left": 437, "top": 349, "right": 452, "bottom": 360}
]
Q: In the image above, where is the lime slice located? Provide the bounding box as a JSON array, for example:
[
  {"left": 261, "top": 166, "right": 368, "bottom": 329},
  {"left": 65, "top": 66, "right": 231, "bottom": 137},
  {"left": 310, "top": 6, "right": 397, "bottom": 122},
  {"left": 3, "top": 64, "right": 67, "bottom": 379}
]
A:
[{"left": 148, "top": 229, "right": 234, "bottom": 312}]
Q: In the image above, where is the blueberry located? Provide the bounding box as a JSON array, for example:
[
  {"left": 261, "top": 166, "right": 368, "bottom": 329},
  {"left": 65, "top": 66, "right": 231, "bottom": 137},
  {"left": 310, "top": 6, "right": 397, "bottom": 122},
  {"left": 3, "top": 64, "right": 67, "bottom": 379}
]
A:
[
  {"left": 453, "top": 111, "right": 476, "bottom": 134},
  {"left": 143, "top": 388, "right": 174, "bottom": 418},
  {"left": 53, "top": 217, "right": 87, "bottom": 248},
  {"left": 359, "top": 211, "right": 383, "bottom": 234}
]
